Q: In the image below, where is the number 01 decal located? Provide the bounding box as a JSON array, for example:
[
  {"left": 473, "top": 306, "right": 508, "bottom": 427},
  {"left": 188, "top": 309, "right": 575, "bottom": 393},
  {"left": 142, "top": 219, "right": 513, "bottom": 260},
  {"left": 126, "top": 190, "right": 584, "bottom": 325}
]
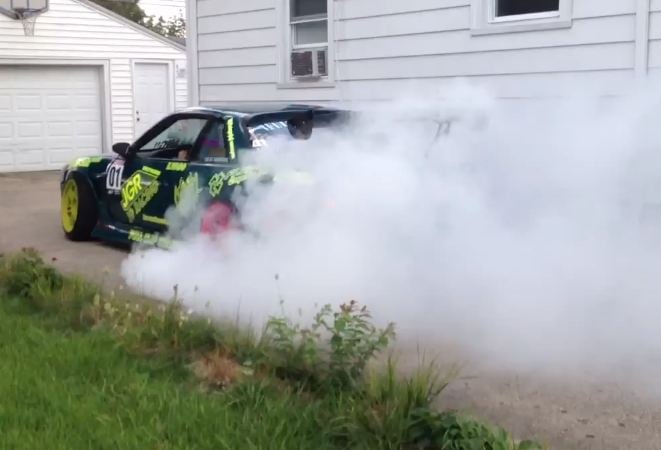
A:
[{"left": 106, "top": 159, "right": 124, "bottom": 192}]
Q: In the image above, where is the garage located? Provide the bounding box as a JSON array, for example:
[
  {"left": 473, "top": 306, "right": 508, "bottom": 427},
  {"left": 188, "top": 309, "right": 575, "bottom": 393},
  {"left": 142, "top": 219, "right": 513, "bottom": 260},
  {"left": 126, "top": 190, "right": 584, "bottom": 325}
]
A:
[{"left": 0, "top": 65, "right": 104, "bottom": 172}]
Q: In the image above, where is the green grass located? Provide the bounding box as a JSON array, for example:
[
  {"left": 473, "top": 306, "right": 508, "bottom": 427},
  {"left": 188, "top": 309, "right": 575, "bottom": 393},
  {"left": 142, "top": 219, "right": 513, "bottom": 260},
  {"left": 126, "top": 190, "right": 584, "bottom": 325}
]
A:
[
  {"left": 0, "top": 299, "right": 335, "bottom": 450},
  {"left": 0, "top": 249, "right": 544, "bottom": 450}
]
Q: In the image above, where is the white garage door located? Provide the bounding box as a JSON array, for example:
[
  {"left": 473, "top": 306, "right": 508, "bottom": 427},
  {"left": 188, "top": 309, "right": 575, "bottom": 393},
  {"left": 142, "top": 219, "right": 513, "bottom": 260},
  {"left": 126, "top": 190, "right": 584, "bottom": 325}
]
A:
[{"left": 0, "top": 65, "right": 104, "bottom": 172}]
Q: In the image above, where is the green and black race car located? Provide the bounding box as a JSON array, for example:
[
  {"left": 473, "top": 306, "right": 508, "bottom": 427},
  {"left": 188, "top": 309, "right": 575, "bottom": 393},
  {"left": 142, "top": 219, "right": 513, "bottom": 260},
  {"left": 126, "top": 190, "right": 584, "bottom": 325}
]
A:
[{"left": 59, "top": 104, "right": 348, "bottom": 249}]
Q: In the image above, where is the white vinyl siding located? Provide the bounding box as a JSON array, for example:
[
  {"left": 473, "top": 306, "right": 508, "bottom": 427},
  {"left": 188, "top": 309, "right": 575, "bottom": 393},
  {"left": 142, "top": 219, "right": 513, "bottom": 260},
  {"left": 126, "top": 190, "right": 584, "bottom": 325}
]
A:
[
  {"left": 191, "top": 0, "right": 653, "bottom": 105},
  {"left": 195, "top": 0, "right": 333, "bottom": 104},
  {"left": 336, "top": 0, "right": 638, "bottom": 100},
  {"left": 0, "top": 0, "right": 187, "bottom": 148},
  {"left": 649, "top": 0, "right": 661, "bottom": 77},
  {"left": 175, "top": 71, "right": 188, "bottom": 110}
]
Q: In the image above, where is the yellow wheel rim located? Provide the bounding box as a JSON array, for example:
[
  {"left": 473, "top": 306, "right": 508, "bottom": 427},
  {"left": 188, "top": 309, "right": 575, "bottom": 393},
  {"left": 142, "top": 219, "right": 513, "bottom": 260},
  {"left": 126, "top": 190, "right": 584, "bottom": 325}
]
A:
[{"left": 61, "top": 179, "right": 79, "bottom": 233}]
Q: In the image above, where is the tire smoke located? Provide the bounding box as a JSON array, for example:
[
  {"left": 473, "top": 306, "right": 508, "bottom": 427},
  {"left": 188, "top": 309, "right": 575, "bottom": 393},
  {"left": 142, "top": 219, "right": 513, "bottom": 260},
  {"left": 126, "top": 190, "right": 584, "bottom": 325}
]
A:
[{"left": 122, "top": 80, "right": 661, "bottom": 385}]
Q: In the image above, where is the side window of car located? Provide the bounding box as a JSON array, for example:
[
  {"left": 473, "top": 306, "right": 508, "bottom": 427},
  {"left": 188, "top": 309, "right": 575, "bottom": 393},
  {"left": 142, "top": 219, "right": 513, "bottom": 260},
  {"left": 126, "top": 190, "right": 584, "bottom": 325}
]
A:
[
  {"left": 196, "top": 121, "right": 228, "bottom": 163},
  {"left": 137, "top": 118, "right": 208, "bottom": 160}
]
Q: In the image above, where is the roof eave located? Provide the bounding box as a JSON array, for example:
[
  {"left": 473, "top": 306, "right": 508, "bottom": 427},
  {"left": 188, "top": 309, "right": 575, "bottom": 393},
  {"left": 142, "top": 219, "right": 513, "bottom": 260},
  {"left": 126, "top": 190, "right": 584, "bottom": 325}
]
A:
[{"left": 74, "top": 0, "right": 186, "bottom": 52}]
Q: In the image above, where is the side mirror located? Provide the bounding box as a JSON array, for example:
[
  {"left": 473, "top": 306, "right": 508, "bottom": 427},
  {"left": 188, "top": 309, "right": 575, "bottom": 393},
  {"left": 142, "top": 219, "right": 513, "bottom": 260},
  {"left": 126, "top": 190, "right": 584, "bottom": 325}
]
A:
[{"left": 112, "top": 142, "right": 132, "bottom": 158}]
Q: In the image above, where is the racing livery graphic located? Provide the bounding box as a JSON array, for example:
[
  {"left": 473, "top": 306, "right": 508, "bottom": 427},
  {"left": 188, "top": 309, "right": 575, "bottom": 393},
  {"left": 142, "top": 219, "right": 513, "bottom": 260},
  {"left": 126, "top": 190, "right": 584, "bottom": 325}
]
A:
[{"left": 59, "top": 104, "right": 347, "bottom": 248}]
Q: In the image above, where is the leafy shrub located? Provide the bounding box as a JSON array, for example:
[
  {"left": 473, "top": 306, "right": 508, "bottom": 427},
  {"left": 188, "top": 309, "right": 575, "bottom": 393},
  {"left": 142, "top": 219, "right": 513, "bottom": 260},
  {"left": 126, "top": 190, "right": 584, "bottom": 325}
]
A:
[
  {"left": 406, "top": 409, "right": 543, "bottom": 450},
  {"left": 263, "top": 300, "right": 395, "bottom": 390},
  {"left": 0, "top": 249, "right": 100, "bottom": 328},
  {"left": 0, "top": 248, "right": 63, "bottom": 298}
]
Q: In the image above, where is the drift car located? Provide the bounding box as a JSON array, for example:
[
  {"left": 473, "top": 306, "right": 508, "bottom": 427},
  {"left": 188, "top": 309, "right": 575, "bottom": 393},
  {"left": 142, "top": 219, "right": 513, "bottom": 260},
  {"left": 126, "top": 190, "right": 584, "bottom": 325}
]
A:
[{"left": 59, "top": 104, "right": 347, "bottom": 249}]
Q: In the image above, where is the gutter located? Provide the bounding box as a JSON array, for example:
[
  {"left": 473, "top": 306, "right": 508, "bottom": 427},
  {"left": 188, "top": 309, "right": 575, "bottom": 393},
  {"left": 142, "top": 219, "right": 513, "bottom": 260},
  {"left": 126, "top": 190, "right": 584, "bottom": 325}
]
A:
[{"left": 635, "top": 0, "right": 651, "bottom": 79}]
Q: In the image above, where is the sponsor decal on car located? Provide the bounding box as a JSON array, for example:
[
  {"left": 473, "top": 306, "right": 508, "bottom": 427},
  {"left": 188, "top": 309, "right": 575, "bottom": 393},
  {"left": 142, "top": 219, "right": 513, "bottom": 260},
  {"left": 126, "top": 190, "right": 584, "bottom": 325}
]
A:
[
  {"left": 226, "top": 117, "right": 236, "bottom": 160},
  {"left": 166, "top": 161, "right": 188, "bottom": 172},
  {"left": 174, "top": 172, "right": 203, "bottom": 207},
  {"left": 106, "top": 158, "right": 124, "bottom": 193},
  {"left": 142, "top": 214, "right": 168, "bottom": 226},
  {"left": 207, "top": 166, "right": 263, "bottom": 197},
  {"left": 128, "top": 229, "right": 172, "bottom": 249},
  {"left": 72, "top": 156, "right": 103, "bottom": 168},
  {"left": 121, "top": 167, "right": 162, "bottom": 222}
]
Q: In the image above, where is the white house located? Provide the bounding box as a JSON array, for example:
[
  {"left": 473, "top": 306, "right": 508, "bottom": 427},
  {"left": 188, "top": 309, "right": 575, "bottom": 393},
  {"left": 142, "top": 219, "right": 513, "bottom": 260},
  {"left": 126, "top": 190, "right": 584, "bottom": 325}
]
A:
[
  {"left": 140, "top": 0, "right": 185, "bottom": 22},
  {"left": 0, "top": 0, "right": 187, "bottom": 172},
  {"left": 186, "top": 0, "right": 661, "bottom": 106}
]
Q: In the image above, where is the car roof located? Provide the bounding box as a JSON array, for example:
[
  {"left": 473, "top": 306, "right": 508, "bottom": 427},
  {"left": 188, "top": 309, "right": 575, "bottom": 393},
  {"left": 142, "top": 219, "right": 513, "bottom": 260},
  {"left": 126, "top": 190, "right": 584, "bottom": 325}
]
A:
[{"left": 181, "top": 103, "right": 343, "bottom": 120}]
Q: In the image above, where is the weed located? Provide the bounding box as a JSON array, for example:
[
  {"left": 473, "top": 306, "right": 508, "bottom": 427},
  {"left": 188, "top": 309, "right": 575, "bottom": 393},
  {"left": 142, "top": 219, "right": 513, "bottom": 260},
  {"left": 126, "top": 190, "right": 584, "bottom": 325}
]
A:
[
  {"left": 406, "top": 409, "right": 544, "bottom": 450},
  {"left": 190, "top": 349, "right": 248, "bottom": 390},
  {"left": 321, "top": 356, "right": 455, "bottom": 448},
  {"left": 263, "top": 300, "right": 396, "bottom": 390},
  {"left": 0, "top": 248, "right": 63, "bottom": 298}
]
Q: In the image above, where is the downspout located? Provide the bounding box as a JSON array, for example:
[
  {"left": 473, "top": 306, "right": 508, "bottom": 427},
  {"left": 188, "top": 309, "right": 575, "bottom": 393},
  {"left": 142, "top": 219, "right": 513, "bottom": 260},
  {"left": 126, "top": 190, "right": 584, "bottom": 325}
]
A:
[
  {"left": 634, "top": 0, "right": 651, "bottom": 79},
  {"left": 186, "top": 0, "right": 200, "bottom": 106}
]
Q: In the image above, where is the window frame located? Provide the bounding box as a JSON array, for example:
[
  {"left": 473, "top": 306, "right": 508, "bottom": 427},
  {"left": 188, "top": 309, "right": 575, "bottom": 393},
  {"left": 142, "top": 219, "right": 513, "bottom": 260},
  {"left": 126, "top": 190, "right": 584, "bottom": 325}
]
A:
[
  {"left": 290, "top": 2, "right": 328, "bottom": 50},
  {"left": 471, "top": 0, "right": 573, "bottom": 35},
  {"left": 277, "top": 0, "right": 335, "bottom": 88},
  {"left": 291, "top": 18, "right": 328, "bottom": 49},
  {"left": 137, "top": 118, "right": 208, "bottom": 153},
  {"left": 130, "top": 113, "right": 214, "bottom": 161},
  {"left": 194, "top": 119, "right": 231, "bottom": 164}
]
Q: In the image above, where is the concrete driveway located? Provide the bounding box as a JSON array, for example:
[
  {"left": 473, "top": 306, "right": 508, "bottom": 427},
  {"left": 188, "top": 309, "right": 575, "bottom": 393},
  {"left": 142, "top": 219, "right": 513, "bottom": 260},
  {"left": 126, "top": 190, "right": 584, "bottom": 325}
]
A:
[
  {"left": 1, "top": 171, "right": 661, "bottom": 449},
  {"left": 0, "top": 171, "right": 127, "bottom": 287}
]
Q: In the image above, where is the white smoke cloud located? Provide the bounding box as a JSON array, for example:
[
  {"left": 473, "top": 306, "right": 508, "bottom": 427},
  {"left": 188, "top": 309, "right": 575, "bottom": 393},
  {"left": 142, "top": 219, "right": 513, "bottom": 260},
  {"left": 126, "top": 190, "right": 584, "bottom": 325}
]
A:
[{"left": 121, "top": 79, "right": 661, "bottom": 385}]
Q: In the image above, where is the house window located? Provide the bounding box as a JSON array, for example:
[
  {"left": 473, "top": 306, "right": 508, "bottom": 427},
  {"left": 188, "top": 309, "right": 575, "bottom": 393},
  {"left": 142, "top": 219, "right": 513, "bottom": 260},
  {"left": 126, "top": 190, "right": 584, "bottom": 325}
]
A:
[
  {"left": 495, "top": 0, "right": 559, "bottom": 18},
  {"left": 471, "top": 0, "right": 572, "bottom": 35},
  {"left": 289, "top": 0, "right": 328, "bottom": 79}
]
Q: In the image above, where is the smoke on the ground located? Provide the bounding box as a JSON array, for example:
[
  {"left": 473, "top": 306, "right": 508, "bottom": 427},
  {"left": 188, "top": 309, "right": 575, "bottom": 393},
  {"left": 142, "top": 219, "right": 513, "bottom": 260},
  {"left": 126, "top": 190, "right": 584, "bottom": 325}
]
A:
[{"left": 121, "top": 79, "right": 661, "bottom": 385}]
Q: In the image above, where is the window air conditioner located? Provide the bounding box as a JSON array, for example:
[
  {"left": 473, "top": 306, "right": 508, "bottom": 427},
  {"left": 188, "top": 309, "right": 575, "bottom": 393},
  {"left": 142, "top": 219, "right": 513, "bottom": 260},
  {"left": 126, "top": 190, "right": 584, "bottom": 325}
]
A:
[{"left": 291, "top": 48, "right": 327, "bottom": 79}]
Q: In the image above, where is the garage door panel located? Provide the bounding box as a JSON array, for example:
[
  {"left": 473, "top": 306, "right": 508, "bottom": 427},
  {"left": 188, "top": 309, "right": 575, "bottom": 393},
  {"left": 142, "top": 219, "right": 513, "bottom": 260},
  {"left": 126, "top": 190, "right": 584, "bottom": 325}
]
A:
[
  {"left": 48, "top": 149, "right": 75, "bottom": 164},
  {"left": 73, "top": 94, "right": 99, "bottom": 110},
  {"left": 75, "top": 121, "right": 101, "bottom": 137},
  {"left": 0, "top": 65, "right": 103, "bottom": 172},
  {"left": 46, "top": 95, "right": 72, "bottom": 110},
  {"left": 0, "top": 67, "right": 98, "bottom": 85},
  {"left": 16, "top": 149, "right": 44, "bottom": 166},
  {"left": 48, "top": 122, "right": 73, "bottom": 137},
  {"left": 0, "top": 152, "right": 13, "bottom": 168},
  {"left": 17, "top": 122, "right": 43, "bottom": 138},
  {"left": 15, "top": 95, "right": 42, "bottom": 111},
  {"left": 0, "top": 123, "right": 12, "bottom": 138},
  {"left": 71, "top": 139, "right": 101, "bottom": 151},
  {"left": 15, "top": 138, "right": 47, "bottom": 149}
]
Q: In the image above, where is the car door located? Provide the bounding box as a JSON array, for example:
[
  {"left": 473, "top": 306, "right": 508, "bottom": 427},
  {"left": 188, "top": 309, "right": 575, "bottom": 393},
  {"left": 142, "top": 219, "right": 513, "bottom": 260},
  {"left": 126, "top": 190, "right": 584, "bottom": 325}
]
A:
[
  {"left": 104, "top": 115, "right": 211, "bottom": 231},
  {"left": 187, "top": 118, "right": 235, "bottom": 192},
  {"left": 170, "top": 118, "right": 238, "bottom": 217}
]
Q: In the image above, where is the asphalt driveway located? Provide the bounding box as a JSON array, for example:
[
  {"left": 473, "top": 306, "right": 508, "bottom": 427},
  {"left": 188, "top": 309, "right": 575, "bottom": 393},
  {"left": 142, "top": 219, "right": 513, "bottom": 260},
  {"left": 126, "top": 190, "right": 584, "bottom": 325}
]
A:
[{"left": 0, "top": 171, "right": 127, "bottom": 287}]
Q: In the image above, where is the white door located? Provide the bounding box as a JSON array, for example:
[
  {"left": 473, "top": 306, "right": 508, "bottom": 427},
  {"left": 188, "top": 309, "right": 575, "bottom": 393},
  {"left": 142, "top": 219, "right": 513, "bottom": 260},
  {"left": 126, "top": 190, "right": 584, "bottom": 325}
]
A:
[
  {"left": 134, "top": 62, "right": 171, "bottom": 139},
  {"left": 0, "top": 65, "right": 103, "bottom": 172}
]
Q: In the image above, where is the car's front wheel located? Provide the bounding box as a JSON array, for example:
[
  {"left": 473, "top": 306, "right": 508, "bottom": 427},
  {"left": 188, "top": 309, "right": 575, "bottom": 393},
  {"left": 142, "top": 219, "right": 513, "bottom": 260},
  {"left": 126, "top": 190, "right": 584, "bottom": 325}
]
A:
[{"left": 61, "top": 173, "right": 98, "bottom": 241}]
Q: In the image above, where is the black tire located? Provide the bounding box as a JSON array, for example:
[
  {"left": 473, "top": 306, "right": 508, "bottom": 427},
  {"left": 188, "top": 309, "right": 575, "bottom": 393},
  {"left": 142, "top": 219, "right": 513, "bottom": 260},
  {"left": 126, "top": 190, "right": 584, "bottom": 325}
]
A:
[{"left": 61, "top": 173, "right": 98, "bottom": 241}]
